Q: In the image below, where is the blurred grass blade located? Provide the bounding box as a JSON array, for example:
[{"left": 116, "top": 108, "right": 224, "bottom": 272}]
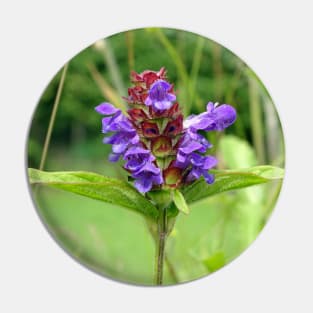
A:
[
  {"left": 125, "top": 31, "right": 135, "bottom": 72},
  {"left": 94, "top": 39, "right": 126, "bottom": 97},
  {"left": 247, "top": 68, "right": 265, "bottom": 164},
  {"left": 173, "top": 190, "right": 190, "bottom": 215},
  {"left": 87, "top": 62, "right": 126, "bottom": 112},
  {"left": 183, "top": 165, "right": 284, "bottom": 204},
  {"left": 28, "top": 168, "right": 158, "bottom": 220},
  {"left": 39, "top": 63, "right": 68, "bottom": 170},
  {"left": 147, "top": 28, "right": 193, "bottom": 115},
  {"left": 189, "top": 36, "right": 205, "bottom": 107},
  {"left": 148, "top": 28, "right": 189, "bottom": 85},
  {"left": 212, "top": 42, "right": 223, "bottom": 99}
]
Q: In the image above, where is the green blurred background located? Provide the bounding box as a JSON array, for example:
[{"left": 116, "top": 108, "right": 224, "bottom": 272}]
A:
[{"left": 27, "top": 28, "right": 285, "bottom": 285}]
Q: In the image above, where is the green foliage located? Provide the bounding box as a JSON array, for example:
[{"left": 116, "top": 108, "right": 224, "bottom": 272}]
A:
[
  {"left": 183, "top": 165, "right": 284, "bottom": 204},
  {"left": 173, "top": 189, "right": 190, "bottom": 215},
  {"left": 29, "top": 164, "right": 283, "bottom": 222},
  {"left": 29, "top": 168, "right": 159, "bottom": 220}
]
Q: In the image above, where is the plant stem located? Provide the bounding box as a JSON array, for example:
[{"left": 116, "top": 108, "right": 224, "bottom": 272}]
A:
[
  {"left": 39, "top": 63, "right": 68, "bottom": 171},
  {"left": 156, "top": 207, "right": 167, "bottom": 285},
  {"left": 145, "top": 218, "right": 179, "bottom": 283},
  {"left": 165, "top": 255, "right": 179, "bottom": 283}
]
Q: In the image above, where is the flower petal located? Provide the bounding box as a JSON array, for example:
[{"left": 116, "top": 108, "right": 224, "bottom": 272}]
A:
[
  {"left": 95, "top": 102, "right": 119, "bottom": 115},
  {"left": 135, "top": 177, "right": 153, "bottom": 193}
]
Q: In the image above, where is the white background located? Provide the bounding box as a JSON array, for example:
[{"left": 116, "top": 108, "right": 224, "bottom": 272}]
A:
[{"left": 1, "top": 1, "right": 312, "bottom": 312}]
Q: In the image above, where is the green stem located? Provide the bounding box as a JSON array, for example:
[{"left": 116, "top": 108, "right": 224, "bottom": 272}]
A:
[
  {"left": 165, "top": 256, "right": 179, "bottom": 283},
  {"left": 39, "top": 63, "right": 68, "bottom": 170},
  {"left": 145, "top": 218, "right": 179, "bottom": 283},
  {"left": 156, "top": 207, "right": 167, "bottom": 285}
]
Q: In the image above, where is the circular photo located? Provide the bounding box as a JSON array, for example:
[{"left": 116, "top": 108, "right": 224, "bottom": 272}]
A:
[{"left": 27, "top": 27, "right": 285, "bottom": 286}]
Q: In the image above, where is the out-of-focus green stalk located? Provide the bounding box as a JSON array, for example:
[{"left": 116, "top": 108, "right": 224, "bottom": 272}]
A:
[
  {"left": 263, "top": 180, "right": 283, "bottom": 224},
  {"left": 87, "top": 62, "right": 126, "bottom": 112},
  {"left": 225, "top": 62, "right": 246, "bottom": 140},
  {"left": 210, "top": 42, "right": 225, "bottom": 155},
  {"left": 39, "top": 63, "right": 68, "bottom": 170},
  {"left": 148, "top": 28, "right": 193, "bottom": 116},
  {"left": 248, "top": 74, "right": 265, "bottom": 164},
  {"left": 189, "top": 36, "right": 205, "bottom": 109},
  {"left": 150, "top": 28, "right": 189, "bottom": 87},
  {"left": 212, "top": 42, "right": 223, "bottom": 100},
  {"left": 177, "top": 31, "right": 186, "bottom": 65},
  {"left": 263, "top": 94, "right": 283, "bottom": 165},
  {"left": 94, "top": 39, "right": 126, "bottom": 97},
  {"left": 125, "top": 31, "right": 135, "bottom": 72}
]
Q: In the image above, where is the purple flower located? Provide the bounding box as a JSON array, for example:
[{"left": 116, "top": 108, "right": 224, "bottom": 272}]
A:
[
  {"left": 175, "top": 101, "right": 235, "bottom": 185},
  {"left": 144, "top": 80, "right": 176, "bottom": 111},
  {"left": 184, "top": 102, "right": 236, "bottom": 132},
  {"left": 95, "top": 102, "right": 139, "bottom": 162},
  {"left": 123, "top": 146, "right": 163, "bottom": 193},
  {"left": 175, "top": 133, "right": 217, "bottom": 184},
  {"left": 132, "top": 164, "right": 163, "bottom": 193},
  {"left": 175, "top": 130, "right": 212, "bottom": 168},
  {"left": 95, "top": 102, "right": 163, "bottom": 193},
  {"left": 185, "top": 154, "right": 217, "bottom": 184},
  {"left": 123, "top": 146, "right": 155, "bottom": 172}
]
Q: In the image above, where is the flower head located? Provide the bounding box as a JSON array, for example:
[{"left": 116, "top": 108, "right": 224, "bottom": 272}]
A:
[
  {"left": 95, "top": 68, "right": 236, "bottom": 193},
  {"left": 144, "top": 80, "right": 176, "bottom": 111}
]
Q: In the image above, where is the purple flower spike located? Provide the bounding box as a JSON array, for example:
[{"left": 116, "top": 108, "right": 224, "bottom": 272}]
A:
[
  {"left": 145, "top": 80, "right": 176, "bottom": 111},
  {"left": 96, "top": 68, "right": 237, "bottom": 192}
]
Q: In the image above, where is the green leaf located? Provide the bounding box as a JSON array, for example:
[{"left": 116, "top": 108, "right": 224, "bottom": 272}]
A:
[
  {"left": 28, "top": 168, "right": 159, "bottom": 220},
  {"left": 173, "top": 189, "right": 190, "bottom": 215},
  {"left": 183, "top": 165, "right": 284, "bottom": 204}
]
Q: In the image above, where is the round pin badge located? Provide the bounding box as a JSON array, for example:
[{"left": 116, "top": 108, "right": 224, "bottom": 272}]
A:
[{"left": 27, "top": 27, "right": 285, "bottom": 286}]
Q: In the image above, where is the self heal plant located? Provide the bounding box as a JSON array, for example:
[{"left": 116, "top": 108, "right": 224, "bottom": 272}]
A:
[
  {"left": 28, "top": 66, "right": 284, "bottom": 286},
  {"left": 95, "top": 68, "right": 236, "bottom": 283},
  {"left": 95, "top": 69, "right": 236, "bottom": 195}
]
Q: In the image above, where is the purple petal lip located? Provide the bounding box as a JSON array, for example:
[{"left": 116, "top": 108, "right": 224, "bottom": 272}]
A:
[
  {"left": 124, "top": 146, "right": 153, "bottom": 158},
  {"left": 134, "top": 178, "right": 153, "bottom": 194},
  {"left": 95, "top": 102, "right": 120, "bottom": 115},
  {"left": 153, "top": 101, "right": 173, "bottom": 110},
  {"left": 183, "top": 102, "right": 236, "bottom": 132},
  {"left": 179, "top": 141, "right": 203, "bottom": 154},
  {"left": 133, "top": 171, "right": 164, "bottom": 193}
]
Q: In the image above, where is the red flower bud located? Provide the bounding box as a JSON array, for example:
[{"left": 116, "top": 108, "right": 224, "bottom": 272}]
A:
[
  {"left": 142, "top": 121, "right": 160, "bottom": 138},
  {"left": 128, "top": 108, "right": 148, "bottom": 122},
  {"left": 164, "top": 115, "right": 183, "bottom": 137}
]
